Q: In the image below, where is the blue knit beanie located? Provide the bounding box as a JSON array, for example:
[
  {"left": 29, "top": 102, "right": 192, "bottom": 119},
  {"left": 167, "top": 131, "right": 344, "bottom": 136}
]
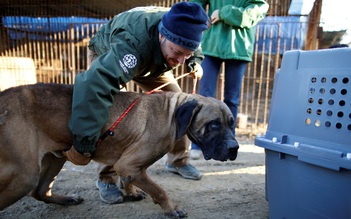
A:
[{"left": 158, "top": 2, "right": 209, "bottom": 51}]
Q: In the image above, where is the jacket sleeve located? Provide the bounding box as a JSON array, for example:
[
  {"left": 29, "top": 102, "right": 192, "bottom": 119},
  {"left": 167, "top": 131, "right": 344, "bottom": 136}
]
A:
[{"left": 219, "top": 0, "right": 269, "bottom": 28}]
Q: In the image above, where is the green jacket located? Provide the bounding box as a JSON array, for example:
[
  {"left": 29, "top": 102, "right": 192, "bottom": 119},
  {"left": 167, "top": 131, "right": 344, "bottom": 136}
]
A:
[
  {"left": 69, "top": 6, "right": 203, "bottom": 152},
  {"left": 190, "top": 0, "right": 269, "bottom": 61}
]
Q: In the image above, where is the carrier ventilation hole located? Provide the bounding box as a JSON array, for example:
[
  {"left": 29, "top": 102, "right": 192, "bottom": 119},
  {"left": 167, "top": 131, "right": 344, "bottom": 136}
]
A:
[
  {"left": 343, "top": 77, "right": 349, "bottom": 84},
  {"left": 331, "top": 77, "right": 338, "bottom": 83},
  {"left": 319, "top": 88, "right": 325, "bottom": 94},
  {"left": 311, "top": 77, "right": 317, "bottom": 83},
  {"left": 308, "top": 98, "right": 314, "bottom": 104},
  {"left": 336, "top": 123, "right": 342, "bottom": 129},
  {"left": 341, "top": 89, "right": 347, "bottom": 95},
  {"left": 316, "top": 109, "right": 322, "bottom": 115},
  {"left": 339, "top": 100, "right": 346, "bottom": 106},
  {"left": 318, "top": 99, "right": 324, "bottom": 104},
  {"left": 314, "top": 120, "right": 321, "bottom": 127},
  {"left": 305, "top": 118, "right": 311, "bottom": 125},
  {"left": 330, "top": 88, "right": 336, "bottom": 94},
  {"left": 325, "top": 121, "right": 331, "bottom": 127},
  {"left": 348, "top": 124, "right": 351, "bottom": 131},
  {"left": 328, "top": 99, "right": 334, "bottom": 105},
  {"left": 326, "top": 110, "right": 333, "bottom": 116},
  {"left": 309, "top": 88, "right": 315, "bottom": 94},
  {"left": 337, "top": 111, "right": 344, "bottom": 118},
  {"left": 307, "top": 108, "right": 312, "bottom": 114},
  {"left": 321, "top": 77, "right": 327, "bottom": 83}
]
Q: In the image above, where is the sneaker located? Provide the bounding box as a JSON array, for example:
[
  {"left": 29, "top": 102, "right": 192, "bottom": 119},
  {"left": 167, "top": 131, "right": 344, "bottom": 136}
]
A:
[
  {"left": 165, "top": 163, "right": 202, "bottom": 180},
  {"left": 96, "top": 180, "right": 124, "bottom": 204},
  {"left": 190, "top": 149, "right": 203, "bottom": 160}
]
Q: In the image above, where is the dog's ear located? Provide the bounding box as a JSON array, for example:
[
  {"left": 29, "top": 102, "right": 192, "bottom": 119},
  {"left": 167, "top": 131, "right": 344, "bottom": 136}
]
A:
[{"left": 175, "top": 100, "right": 201, "bottom": 139}]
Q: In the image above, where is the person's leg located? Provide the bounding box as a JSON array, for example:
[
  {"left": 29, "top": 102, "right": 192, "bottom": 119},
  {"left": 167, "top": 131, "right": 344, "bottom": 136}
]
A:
[
  {"left": 96, "top": 164, "right": 124, "bottom": 204},
  {"left": 223, "top": 59, "right": 248, "bottom": 134},
  {"left": 190, "top": 55, "right": 222, "bottom": 158},
  {"left": 198, "top": 55, "right": 222, "bottom": 98},
  {"left": 133, "top": 71, "right": 202, "bottom": 180}
]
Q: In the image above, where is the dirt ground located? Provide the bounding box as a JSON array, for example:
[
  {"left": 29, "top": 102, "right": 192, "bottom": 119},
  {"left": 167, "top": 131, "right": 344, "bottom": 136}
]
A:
[{"left": 0, "top": 138, "right": 269, "bottom": 219}]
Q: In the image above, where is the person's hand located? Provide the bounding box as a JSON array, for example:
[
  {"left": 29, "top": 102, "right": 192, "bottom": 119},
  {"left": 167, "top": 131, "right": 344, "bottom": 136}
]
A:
[
  {"left": 190, "top": 62, "right": 203, "bottom": 80},
  {"left": 63, "top": 146, "right": 91, "bottom": 165},
  {"left": 210, "top": 10, "right": 220, "bottom": 24}
]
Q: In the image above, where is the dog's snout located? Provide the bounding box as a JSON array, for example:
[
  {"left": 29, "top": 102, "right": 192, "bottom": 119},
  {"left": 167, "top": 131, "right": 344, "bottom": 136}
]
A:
[{"left": 225, "top": 140, "right": 239, "bottom": 152}]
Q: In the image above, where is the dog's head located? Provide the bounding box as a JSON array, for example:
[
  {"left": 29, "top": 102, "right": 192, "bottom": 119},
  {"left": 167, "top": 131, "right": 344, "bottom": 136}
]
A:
[{"left": 175, "top": 96, "right": 239, "bottom": 161}]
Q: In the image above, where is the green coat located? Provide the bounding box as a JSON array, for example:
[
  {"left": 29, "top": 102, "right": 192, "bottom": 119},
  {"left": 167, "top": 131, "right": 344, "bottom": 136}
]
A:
[
  {"left": 69, "top": 6, "right": 203, "bottom": 152},
  {"left": 190, "top": 0, "right": 269, "bottom": 61}
]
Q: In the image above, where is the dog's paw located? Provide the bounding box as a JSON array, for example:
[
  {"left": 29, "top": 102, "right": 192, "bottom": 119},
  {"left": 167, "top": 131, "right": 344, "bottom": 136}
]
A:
[
  {"left": 164, "top": 206, "right": 187, "bottom": 218},
  {"left": 175, "top": 206, "right": 187, "bottom": 218},
  {"left": 56, "top": 195, "right": 84, "bottom": 205},
  {"left": 41, "top": 195, "right": 84, "bottom": 205},
  {"left": 124, "top": 190, "right": 147, "bottom": 202},
  {"left": 66, "top": 196, "right": 84, "bottom": 205}
]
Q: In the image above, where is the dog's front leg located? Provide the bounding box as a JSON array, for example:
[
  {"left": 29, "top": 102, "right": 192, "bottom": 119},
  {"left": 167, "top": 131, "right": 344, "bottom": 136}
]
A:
[
  {"left": 128, "top": 170, "right": 187, "bottom": 218},
  {"left": 120, "top": 175, "right": 147, "bottom": 201}
]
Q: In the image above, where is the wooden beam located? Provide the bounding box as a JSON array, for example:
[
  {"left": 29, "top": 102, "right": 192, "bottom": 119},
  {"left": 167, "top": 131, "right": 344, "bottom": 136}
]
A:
[{"left": 304, "top": 0, "right": 323, "bottom": 50}]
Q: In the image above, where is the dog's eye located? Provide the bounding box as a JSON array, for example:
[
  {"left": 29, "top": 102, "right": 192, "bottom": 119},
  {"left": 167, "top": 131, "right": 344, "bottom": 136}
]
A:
[{"left": 208, "top": 121, "right": 220, "bottom": 131}]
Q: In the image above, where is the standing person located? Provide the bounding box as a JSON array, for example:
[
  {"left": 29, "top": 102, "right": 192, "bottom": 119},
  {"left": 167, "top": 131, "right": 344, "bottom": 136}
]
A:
[
  {"left": 189, "top": 0, "right": 269, "bottom": 159},
  {"left": 63, "top": 2, "right": 210, "bottom": 204}
]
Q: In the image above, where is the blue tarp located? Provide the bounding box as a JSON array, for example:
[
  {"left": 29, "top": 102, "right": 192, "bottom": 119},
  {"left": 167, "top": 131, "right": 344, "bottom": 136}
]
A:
[
  {"left": 2, "top": 16, "right": 108, "bottom": 42},
  {"left": 256, "top": 16, "right": 308, "bottom": 54}
]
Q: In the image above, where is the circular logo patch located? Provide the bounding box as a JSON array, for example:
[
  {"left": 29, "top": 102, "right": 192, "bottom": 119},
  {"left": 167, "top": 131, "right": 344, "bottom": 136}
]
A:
[{"left": 123, "top": 54, "right": 137, "bottom": 68}]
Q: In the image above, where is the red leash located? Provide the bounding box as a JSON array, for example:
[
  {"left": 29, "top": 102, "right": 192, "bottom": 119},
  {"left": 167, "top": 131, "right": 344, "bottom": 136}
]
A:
[{"left": 96, "top": 73, "right": 197, "bottom": 146}]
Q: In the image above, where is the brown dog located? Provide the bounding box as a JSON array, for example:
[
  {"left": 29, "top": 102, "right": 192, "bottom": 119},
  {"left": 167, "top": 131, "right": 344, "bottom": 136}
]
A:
[{"left": 0, "top": 83, "right": 238, "bottom": 218}]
